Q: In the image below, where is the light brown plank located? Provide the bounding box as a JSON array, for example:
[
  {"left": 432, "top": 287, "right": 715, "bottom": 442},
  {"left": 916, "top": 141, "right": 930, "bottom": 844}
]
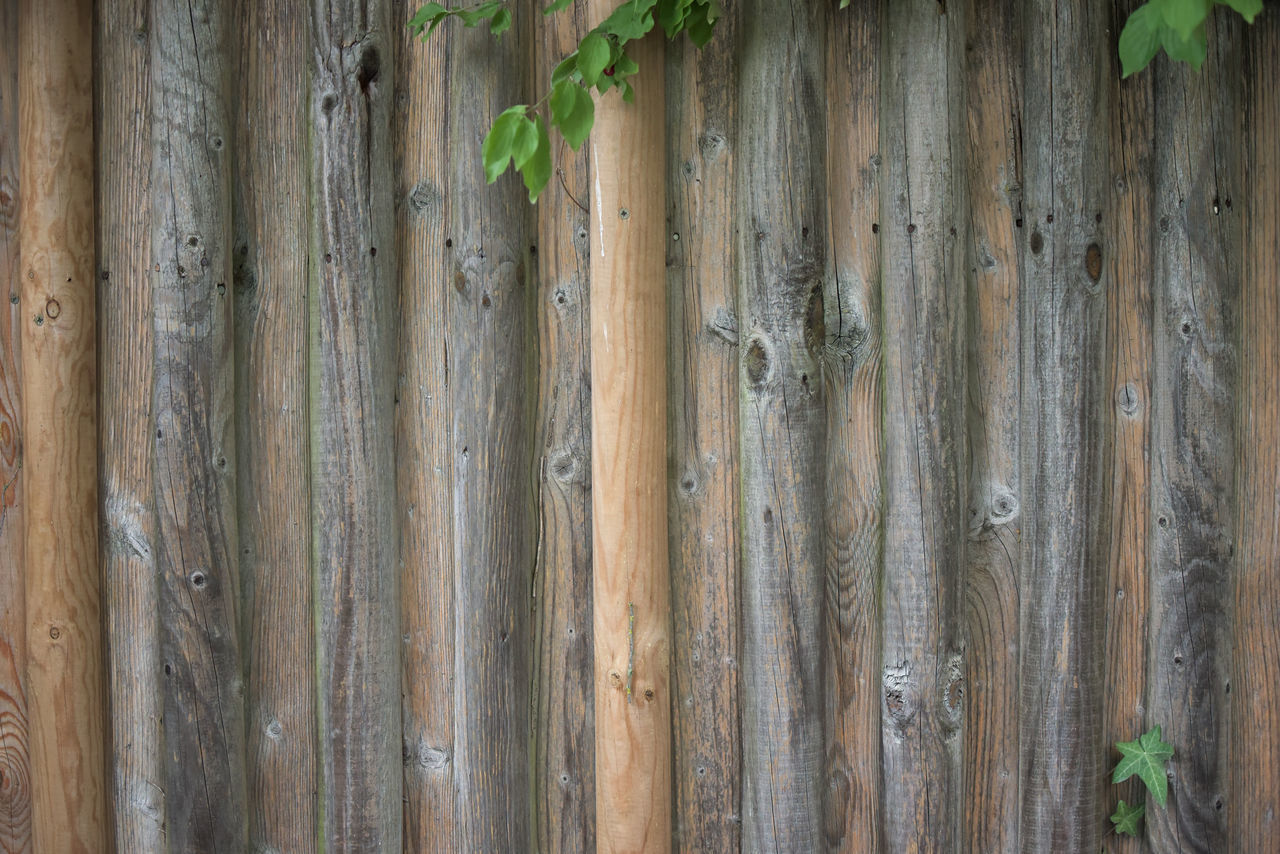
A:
[
  {"left": 1228, "top": 12, "right": 1280, "bottom": 849},
  {"left": 666, "top": 9, "right": 742, "bottom": 852},
  {"left": 532, "top": 4, "right": 595, "bottom": 851},
  {"left": 18, "top": 0, "right": 106, "bottom": 849},
  {"left": 823, "top": 1, "right": 882, "bottom": 850},
  {"left": 233, "top": 1, "right": 318, "bottom": 849},
  {"left": 392, "top": 1, "right": 455, "bottom": 848},
  {"left": 962, "top": 0, "right": 1023, "bottom": 850},
  {"left": 97, "top": 0, "right": 165, "bottom": 847},
  {"left": 586, "top": 22, "right": 671, "bottom": 854}
]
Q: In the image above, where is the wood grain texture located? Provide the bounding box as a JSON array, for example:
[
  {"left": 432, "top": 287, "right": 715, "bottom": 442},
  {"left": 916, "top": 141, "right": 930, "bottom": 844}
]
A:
[
  {"left": 149, "top": 0, "right": 246, "bottom": 848},
  {"left": 1144, "top": 17, "right": 1240, "bottom": 851},
  {"left": 877, "top": 3, "right": 968, "bottom": 850},
  {"left": 532, "top": 4, "right": 595, "bottom": 851},
  {"left": 961, "top": 0, "right": 1023, "bottom": 850},
  {"left": 18, "top": 0, "right": 106, "bottom": 850},
  {"left": 1018, "top": 1, "right": 1110, "bottom": 849},
  {"left": 443, "top": 9, "right": 536, "bottom": 851},
  {"left": 1229, "top": 13, "right": 1280, "bottom": 850},
  {"left": 0, "top": 0, "right": 29, "bottom": 848},
  {"left": 233, "top": 2, "right": 317, "bottom": 850},
  {"left": 97, "top": 0, "right": 166, "bottom": 847},
  {"left": 1101, "top": 2, "right": 1153, "bottom": 850},
  {"left": 735, "top": 2, "right": 826, "bottom": 849},
  {"left": 308, "top": 1, "right": 401, "bottom": 849},
  {"left": 392, "top": 1, "right": 455, "bottom": 848},
  {"left": 666, "top": 8, "right": 741, "bottom": 852},
  {"left": 587, "top": 24, "right": 671, "bottom": 854},
  {"left": 822, "top": 2, "right": 881, "bottom": 850}
]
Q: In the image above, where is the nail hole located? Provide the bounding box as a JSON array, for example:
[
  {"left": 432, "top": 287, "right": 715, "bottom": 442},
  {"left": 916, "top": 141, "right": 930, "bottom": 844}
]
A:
[
  {"left": 191, "top": 572, "right": 207, "bottom": 588},
  {"left": 619, "top": 208, "right": 630, "bottom": 220}
]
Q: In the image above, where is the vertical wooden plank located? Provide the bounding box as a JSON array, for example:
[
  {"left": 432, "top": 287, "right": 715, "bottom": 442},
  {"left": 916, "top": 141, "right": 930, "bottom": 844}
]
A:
[
  {"left": 532, "top": 5, "right": 595, "bottom": 851},
  {"left": 149, "top": 0, "right": 246, "bottom": 848},
  {"left": 233, "top": 1, "right": 317, "bottom": 850},
  {"left": 735, "top": 1, "right": 825, "bottom": 849},
  {"left": 962, "top": 0, "right": 1022, "bottom": 850},
  {"left": 1229, "top": 12, "right": 1280, "bottom": 850},
  {"left": 823, "top": 1, "right": 881, "bottom": 850},
  {"left": 1144, "top": 15, "right": 1240, "bottom": 852},
  {"left": 18, "top": 0, "right": 106, "bottom": 849},
  {"left": 1101, "top": 2, "right": 1153, "bottom": 849},
  {"left": 308, "top": 1, "right": 401, "bottom": 849},
  {"left": 877, "top": 2, "right": 967, "bottom": 850},
  {"left": 393, "top": 1, "right": 455, "bottom": 849},
  {"left": 1018, "top": 0, "right": 1109, "bottom": 849},
  {"left": 586, "top": 22, "right": 670, "bottom": 854},
  {"left": 98, "top": 1, "right": 166, "bottom": 848},
  {"left": 443, "top": 8, "right": 535, "bottom": 852},
  {"left": 667, "top": 10, "right": 741, "bottom": 853},
  {"left": 0, "top": 0, "right": 28, "bottom": 848}
]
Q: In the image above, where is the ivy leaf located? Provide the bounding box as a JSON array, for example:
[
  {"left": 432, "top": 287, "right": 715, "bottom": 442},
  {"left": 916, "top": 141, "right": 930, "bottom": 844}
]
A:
[
  {"left": 599, "top": 0, "right": 658, "bottom": 41},
  {"left": 686, "top": 5, "right": 715, "bottom": 47},
  {"left": 657, "top": 0, "right": 693, "bottom": 37},
  {"left": 522, "top": 115, "right": 552, "bottom": 203},
  {"left": 1218, "top": 0, "right": 1263, "bottom": 22},
  {"left": 1110, "top": 800, "right": 1146, "bottom": 837},
  {"left": 1113, "top": 725, "right": 1175, "bottom": 807},
  {"left": 1119, "top": 2, "right": 1163, "bottom": 77},
  {"left": 545, "top": 0, "right": 574, "bottom": 12},
  {"left": 1160, "top": 21, "right": 1207, "bottom": 70},
  {"left": 577, "top": 32, "right": 612, "bottom": 85},
  {"left": 457, "top": 1, "right": 504, "bottom": 27},
  {"left": 551, "top": 79, "right": 595, "bottom": 149},
  {"left": 490, "top": 7, "right": 512, "bottom": 35},
  {"left": 481, "top": 105, "right": 527, "bottom": 184},
  {"left": 510, "top": 116, "right": 540, "bottom": 170},
  {"left": 1154, "top": 0, "right": 1211, "bottom": 40},
  {"left": 409, "top": 2, "right": 446, "bottom": 26}
]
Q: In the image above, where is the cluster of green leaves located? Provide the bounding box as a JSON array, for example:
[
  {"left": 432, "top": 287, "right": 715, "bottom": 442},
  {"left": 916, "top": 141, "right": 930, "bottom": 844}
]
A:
[
  {"left": 410, "top": 0, "right": 722, "bottom": 202},
  {"left": 1119, "top": 0, "right": 1262, "bottom": 77},
  {"left": 1108, "top": 725, "right": 1174, "bottom": 837}
]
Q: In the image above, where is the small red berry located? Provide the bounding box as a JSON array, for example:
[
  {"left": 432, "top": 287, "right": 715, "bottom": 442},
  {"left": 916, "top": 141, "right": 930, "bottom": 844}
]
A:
[{"left": 603, "top": 65, "right": 615, "bottom": 76}]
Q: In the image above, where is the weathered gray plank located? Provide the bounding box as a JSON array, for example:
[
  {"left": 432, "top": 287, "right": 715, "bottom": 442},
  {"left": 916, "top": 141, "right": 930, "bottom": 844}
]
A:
[
  {"left": 531, "top": 4, "right": 594, "bottom": 852},
  {"left": 735, "top": 1, "right": 826, "bottom": 849},
  {"left": 98, "top": 1, "right": 166, "bottom": 849},
  {"left": 1018, "top": 0, "right": 1110, "bottom": 849},
  {"left": 667, "top": 8, "right": 742, "bottom": 851},
  {"left": 308, "top": 1, "right": 401, "bottom": 849},
  {"left": 962, "top": 0, "right": 1023, "bottom": 849},
  {"left": 444, "top": 9, "right": 536, "bottom": 851},
  {"left": 148, "top": 0, "right": 246, "bottom": 848},
  {"left": 877, "top": 2, "right": 968, "bottom": 850},
  {"left": 822, "top": 1, "right": 882, "bottom": 850},
  {"left": 1228, "top": 12, "right": 1280, "bottom": 849},
  {"left": 233, "top": 1, "right": 317, "bottom": 849},
  {"left": 392, "top": 1, "right": 455, "bottom": 848}
]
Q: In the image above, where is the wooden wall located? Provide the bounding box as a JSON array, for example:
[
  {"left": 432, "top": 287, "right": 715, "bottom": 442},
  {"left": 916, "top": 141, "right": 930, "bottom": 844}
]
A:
[{"left": 0, "top": 0, "right": 1277, "bottom": 851}]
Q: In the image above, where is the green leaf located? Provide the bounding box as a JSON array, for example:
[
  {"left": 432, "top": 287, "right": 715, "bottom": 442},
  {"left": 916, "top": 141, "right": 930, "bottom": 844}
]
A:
[
  {"left": 522, "top": 115, "right": 552, "bottom": 203},
  {"left": 511, "top": 116, "right": 540, "bottom": 170},
  {"left": 598, "top": 0, "right": 658, "bottom": 41},
  {"left": 577, "top": 32, "right": 611, "bottom": 85},
  {"left": 1113, "top": 725, "right": 1175, "bottom": 807},
  {"left": 686, "top": 8, "right": 715, "bottom": 47},
  {"left": 657, "top": 0, "right": 693, "bottom": 37},
  {"left": 1110, "top": 800, "right": 1146, "bottom": 837},
  {"left": 1161, "top": 21, "right": 1208, "bottom": 69},
  {"left": 551, "top": 79, "right": 595, "bottom": 149},
  {"left": 1217, "top": 0, "right": 1263, "bottom": 22},
  {"left": 1119, "top": 3, "right": 1163, "bottom": 77},
  {"left": 490, "top": 7, "right": 512, "bottom": 34},
  {"left": 457, "top": 1, "right": 504, "bottom": 27},
  {"left": 840, "top": 0, "right": 851, "bottom": 7},
  {"left": 544, "top": 0, "right": 574, "bottom": 13},
  {"left": 481, "top": 105, "right": 527, "bottom": 184},
  {"left": 409, "top": 3, "right": 446, "bottom": 26},
  {"left": 1154, "top": 0, "right": 1210, "bottom": 40}
]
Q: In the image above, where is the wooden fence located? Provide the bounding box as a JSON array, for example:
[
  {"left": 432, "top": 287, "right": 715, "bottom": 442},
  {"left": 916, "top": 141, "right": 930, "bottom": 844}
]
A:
[{"left": 0, "top": 0, "right": 1278, "bottom": 851}]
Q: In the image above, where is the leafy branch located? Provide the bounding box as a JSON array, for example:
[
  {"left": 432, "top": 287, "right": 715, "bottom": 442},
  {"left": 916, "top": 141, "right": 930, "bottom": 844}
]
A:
[
  {"left": 1119, "top": 0, "right": 1262, "bottom": 77},
  {"left": 1108, "top": 725, "right": 1174, "bottom": 838},
  {"left": 410, "top": 0, "right": 722, "bottom": 202}
]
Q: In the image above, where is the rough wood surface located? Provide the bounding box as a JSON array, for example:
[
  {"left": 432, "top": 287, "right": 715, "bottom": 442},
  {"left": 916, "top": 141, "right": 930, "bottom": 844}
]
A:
[
  {"left": 666, "top": 10, "right": 741, "bottom": 852},
  {"left": 18, "top": 0, "right": 106, "bottom": 850},
  {"left": 442, "top": 10, "right": 536, "bottom": 851},
  {"left": 587, "top": 24, "right": 671, "bottom": 854},
  {"left": 822, "top": 2, "right": 881, "bottom": 851},
  {"left": 308, "top": 1, "right": 401, "bottom": 849},
  {"left": 532, "top": 4, "right": 595, "bottom": 851},
  {"left": 149, "top": 1, "right": 246, "bottom": 848},
  {"left": 392, "top": 1, "right": 456, "bottom": 848},
  {"left": 233, "top": 2, "right": 317, "bottom": 850},
  {"left": 735, "top": 2, "right": 826, "bottom": 849},
  {"left": 1229, "top": 14, "right": 1280, "bottom": 850},
  {"left": 961, "top": 1, "right": 1022, "bottom": 850},
  {"left": 1018, "top": 1, "right": 1110, "bottom": 849},
  {"left": 877, "top": 3, "right": 968, "bottom": 849},
  {"left": 97, "top": 1, "right": 166, "bottom": 848},
  {"left": 1144, "top": 18, "right": 1239, "bottom": 851},
  {"left": 0, "top": 0, "right": 28, "bottom": 849}
]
